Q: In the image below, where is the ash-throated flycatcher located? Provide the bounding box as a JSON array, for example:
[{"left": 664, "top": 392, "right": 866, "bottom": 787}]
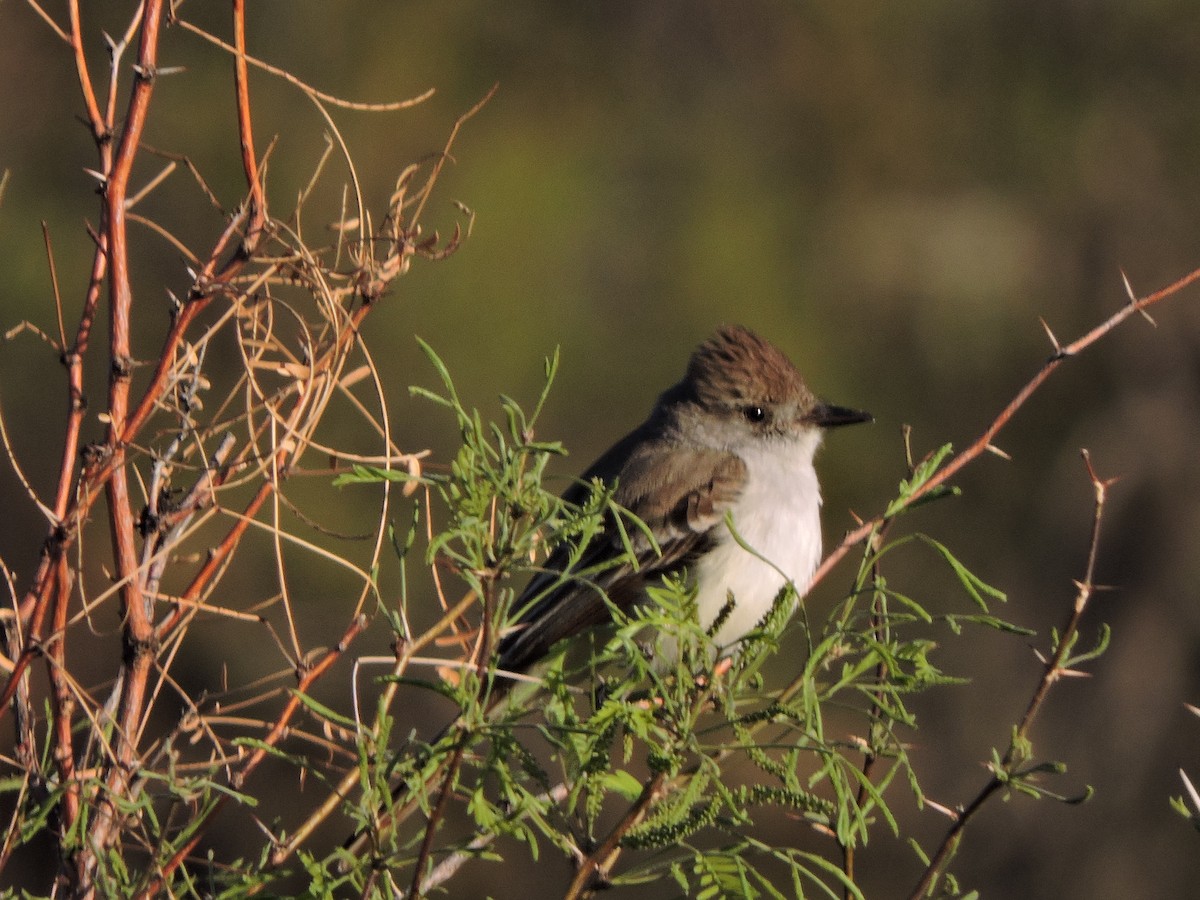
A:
[
  {"left": 342, "top": 325, "right": 870, "bottom": 860},
  {"left": 496, "top": 324, "right": 871, "bottom": 673}
]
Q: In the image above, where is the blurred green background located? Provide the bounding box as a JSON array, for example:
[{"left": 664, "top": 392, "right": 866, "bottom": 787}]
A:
[{"left": 4, "top": 2, "right": 1200, "bottom": 896}]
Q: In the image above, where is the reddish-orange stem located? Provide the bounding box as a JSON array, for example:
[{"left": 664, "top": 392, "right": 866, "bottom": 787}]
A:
[{"left": 810, "top": 263, "right": 1200, "bottom": 593}]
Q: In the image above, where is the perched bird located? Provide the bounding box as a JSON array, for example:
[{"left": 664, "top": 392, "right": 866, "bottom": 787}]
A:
[
  {"left": 342, "top": 325, "right": 869, "bottom": 862},
  {"left": 496, "top": 324, "right": 871, "bottom": 674}
]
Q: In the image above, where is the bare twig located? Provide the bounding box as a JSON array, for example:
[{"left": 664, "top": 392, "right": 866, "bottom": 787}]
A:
[{"left": 231, "top": 0, "right": 267, "bottom": 252}]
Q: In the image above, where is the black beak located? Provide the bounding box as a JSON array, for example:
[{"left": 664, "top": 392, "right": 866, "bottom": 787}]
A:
[{"left": 810, "top": 401, "right": 873, "bottom": 429}]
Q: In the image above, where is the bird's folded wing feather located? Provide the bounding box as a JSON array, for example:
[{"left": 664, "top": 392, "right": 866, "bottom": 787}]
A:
[{"left": 495, "top": 445, "right": 747, "bottom": 673}]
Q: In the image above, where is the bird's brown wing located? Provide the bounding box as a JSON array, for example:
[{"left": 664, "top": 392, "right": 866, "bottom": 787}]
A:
[{"left": 495, "top": 444, "right": 747, "bottom": 674}]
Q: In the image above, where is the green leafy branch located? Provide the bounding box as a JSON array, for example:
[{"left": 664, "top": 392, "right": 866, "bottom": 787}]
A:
[{"left": 321, "top": 347, "right": 1058, "bottom": 900}]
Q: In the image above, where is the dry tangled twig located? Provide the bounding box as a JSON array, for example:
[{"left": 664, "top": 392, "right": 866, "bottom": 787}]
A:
[{"left": 0, "top": 3, "right": 484, "bottom": 894}]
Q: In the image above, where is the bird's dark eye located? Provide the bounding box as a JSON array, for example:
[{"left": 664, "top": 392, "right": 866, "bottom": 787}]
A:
[{"left": 743, "top": 405, "right": 767, "bottom": 423}]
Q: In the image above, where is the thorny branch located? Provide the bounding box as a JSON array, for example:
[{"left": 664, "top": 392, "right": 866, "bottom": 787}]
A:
[
  {"left": 906, "top": 451, "right": 1118, "bottom": 899},
  {"left": 809, "top": 264, "right": 1200, "bottom": 595},
  {"left": 1, "top": 2, "right": 474, "bottom": 894},
  {"left": 86, "top": 2, "right": 168, "bottom": 883}
]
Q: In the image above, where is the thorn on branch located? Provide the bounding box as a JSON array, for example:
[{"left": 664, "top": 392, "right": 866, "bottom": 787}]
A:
[
  {"left": 1121, "top": 269, "right": 1158, "bottom": 328},
  {"left": 984, "top": 443, "right": 1012, "bottom": 461},
  {"left": 1080, "top": 449, "right": 1121, "bottom": 500},
  {"left": 923, "top": 797, "right": 961, "bottom": 822},
  {"left": 1179, "top": 769, "right": 1200, "bottom": 820},
  {"left": 1038, "top": 316, "right": 1070, "bottom": 360}
]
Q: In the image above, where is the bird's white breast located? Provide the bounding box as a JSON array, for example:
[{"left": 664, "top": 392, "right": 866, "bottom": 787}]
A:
[{"left": 692, "top": 431, "right": 824, "bottom": 650}]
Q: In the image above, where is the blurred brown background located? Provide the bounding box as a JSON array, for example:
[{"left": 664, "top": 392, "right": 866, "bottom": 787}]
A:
[{"left": 3, "top": 2, "right": 1200, "bottom": 897}]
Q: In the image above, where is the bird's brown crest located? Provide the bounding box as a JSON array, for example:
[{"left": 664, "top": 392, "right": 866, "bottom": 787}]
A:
[{"left": 686, "top": 325, "right": 812, "bottom": 409}]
